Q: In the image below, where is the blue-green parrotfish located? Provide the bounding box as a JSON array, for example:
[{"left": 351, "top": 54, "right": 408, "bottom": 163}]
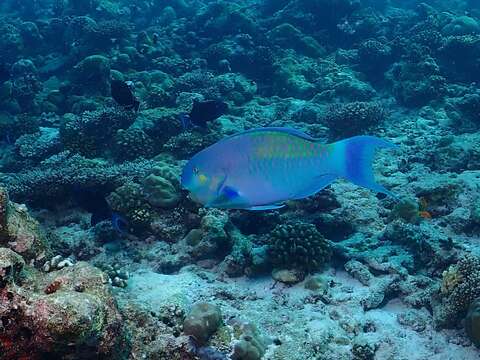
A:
[{"left": 181, "top": 128, "right": 397, "bottom": 210}]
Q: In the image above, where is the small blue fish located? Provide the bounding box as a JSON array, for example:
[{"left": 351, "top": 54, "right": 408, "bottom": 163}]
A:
[{"left": 181, "top": 127, "right": 397, "bottom": 210}]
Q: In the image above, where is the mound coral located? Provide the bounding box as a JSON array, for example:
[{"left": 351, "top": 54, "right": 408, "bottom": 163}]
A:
[
  {"left": 107, "top": 181, "right": 152, "bottom": 231},
  {"left": 323, "top": 101, "right": 386, "bottom": 137},
  {"left": 143, "top": 172, "right": 180, "bottom": 208},
  {"left": 434, "top": 255, "right": 480, "bottom": 328},
  {"left": 183, "top": 302, "right": 222, "bottom": 345},
  {"left": 269, "top": 222, "right": 331, "bottom": 273},
  {"left": 71, "top": 55, "right": 111, "bottom": 95}
]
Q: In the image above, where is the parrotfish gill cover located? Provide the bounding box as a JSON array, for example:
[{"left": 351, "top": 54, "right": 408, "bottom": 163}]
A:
[{"left": 181, "top": 127, "right": 397, "bottom": 210}]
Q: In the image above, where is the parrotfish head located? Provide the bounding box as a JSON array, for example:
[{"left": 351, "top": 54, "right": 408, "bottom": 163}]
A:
[{"left": 181, "top": 157, "right": 226, "bottom": 207}]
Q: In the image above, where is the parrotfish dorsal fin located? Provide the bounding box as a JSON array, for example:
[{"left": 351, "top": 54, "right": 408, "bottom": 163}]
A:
[{"left": 222, "top": 127, "right": 317, "bottom": 143}]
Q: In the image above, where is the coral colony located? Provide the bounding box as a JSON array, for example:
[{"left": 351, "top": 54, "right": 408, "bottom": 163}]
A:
[{"left": 0, "top": 0, "right": 480, "bottom": 359}]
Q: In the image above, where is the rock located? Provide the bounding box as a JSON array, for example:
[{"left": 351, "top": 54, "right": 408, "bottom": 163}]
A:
[
  {"left": 272, "top": 268, "right": 305, "bottom": 284},
  {"left": 304, "top": 275, "right": 328, "bottom": 291},
  {"left": 360, "top": 275, "right": 399, "bottom": 310},
  {"left": 466, "top": 298, "right": 480, "bottom": 347},
  {"left": 344, "top": 260, "right": 373, "bottom": 286},
  {"left": 0, "top": 261, "right": 124, "bottom": 359},
  {"left": 183, "top": 302, "right": 222, "bottom": 345},
  {"left": 231, "top": 322, "right": 267, "bottom": 360},
  {"left": 0, "top": 247, "right": 25, "bottom": 285},
  {"left": 0, "top": 187, "right": 50, "bottom": 262}
]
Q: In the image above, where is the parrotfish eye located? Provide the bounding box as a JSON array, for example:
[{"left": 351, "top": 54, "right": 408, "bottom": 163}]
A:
[{"left": 193, "top": 167, "right": 200, "bottom": 175}]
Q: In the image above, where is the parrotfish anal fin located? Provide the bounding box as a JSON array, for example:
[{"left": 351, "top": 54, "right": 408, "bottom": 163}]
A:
[
  {"left": 245, "top": 204, "right": 285, "bottom": 211},
  {"left": 292, "top": 174, "right": 337, "bottom": 200}
]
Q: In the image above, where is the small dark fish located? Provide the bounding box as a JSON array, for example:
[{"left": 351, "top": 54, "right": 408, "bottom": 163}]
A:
[
  {"left": 72, "top": 186, "right": 112, "bottom": 226},
  {"left": 72, "top": 186, "right": 128, "bottom": 233},
  {"left": 181, "top": 100, "right": 228, "bottom": 129},
  {"left": 111, "top": 79, "right": 140, "bottom": 111}
]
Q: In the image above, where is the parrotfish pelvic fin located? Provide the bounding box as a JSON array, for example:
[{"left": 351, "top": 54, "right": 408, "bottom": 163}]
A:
[{"left": 245, "top": 204, "right": 285, "bottom": 211}]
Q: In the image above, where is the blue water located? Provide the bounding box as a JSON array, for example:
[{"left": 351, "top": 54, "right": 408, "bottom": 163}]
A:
[{"left": 0, "top": 1, "right": 479, "bottom": 359}]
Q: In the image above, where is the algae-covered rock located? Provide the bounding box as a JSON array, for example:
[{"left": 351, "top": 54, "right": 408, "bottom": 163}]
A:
[
  {"left": 0, "top": 247, "right": 25, "bottom": 285},
  {"left": 389, "top": 198, "right": 421, "bottom": 224},
  {"left": 183, "top": 302, "right": 222, "bottom": 345},
  {"left": 0, "top": 261, "right": 124, "bottom": 359},
  {"left": 0, "top": 187, "right": 50, "bottom": 262},
  {"left": 272, "top": 268, "right": 305, "bottom": 284},
  {"left": 231, "top": 322, "right": 267, "bottom": 360}
]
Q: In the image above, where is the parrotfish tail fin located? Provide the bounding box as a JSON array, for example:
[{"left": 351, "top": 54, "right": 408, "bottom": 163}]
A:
[{"left": 338, "top": 136, "right": 398, "bottom": 199}]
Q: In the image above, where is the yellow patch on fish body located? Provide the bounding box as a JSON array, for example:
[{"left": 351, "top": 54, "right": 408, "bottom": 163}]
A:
[{"left": 198, "top": 174, "right": 208, "bottom": 184}]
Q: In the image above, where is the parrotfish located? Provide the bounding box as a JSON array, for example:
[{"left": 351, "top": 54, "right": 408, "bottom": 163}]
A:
[{"left": 181, "top": 127, "right": 397, "bottom": 210}]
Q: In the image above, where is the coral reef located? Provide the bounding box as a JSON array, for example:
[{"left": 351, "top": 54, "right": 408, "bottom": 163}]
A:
[{"left": 0, "top": 0, "right": 479, "bottom": 358}]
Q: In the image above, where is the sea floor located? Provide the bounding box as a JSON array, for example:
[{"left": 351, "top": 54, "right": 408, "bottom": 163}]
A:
[{"left": 119, "top": 267, "right": 479, "bottom": 360}]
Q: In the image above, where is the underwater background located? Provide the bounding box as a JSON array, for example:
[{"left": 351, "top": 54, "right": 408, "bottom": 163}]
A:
[{"left": 0, "top": 0, "right": 480, "bottom": 359}]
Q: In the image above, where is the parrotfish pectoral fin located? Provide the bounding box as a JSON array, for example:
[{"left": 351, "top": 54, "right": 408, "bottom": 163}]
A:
[
  {"left": 245, "top": 204, "right": 285, "bottom": 211},
  {"left": 338, "top": 136, "right": 398, "bottom": 199},
  {"left": 207, "top": 185, "right": 246, "bottom": 208}
]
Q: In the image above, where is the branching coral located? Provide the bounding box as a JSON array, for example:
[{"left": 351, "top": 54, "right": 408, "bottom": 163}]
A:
[
  {"left": 60, "top": 107, "right": 136, "bottom": 157},
  {"left": 0, "top": 153, "right": 155, "bottom": 204}
]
